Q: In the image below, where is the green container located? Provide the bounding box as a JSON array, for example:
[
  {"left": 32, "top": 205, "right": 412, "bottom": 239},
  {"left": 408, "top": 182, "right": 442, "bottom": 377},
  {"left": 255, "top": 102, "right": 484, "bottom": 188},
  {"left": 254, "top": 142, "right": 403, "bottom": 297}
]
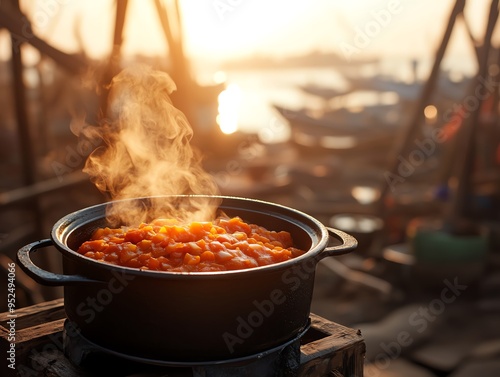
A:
[
  {"left": 412, "top": 230, "right": 488, "bottom": 263},
  {"left": 410, "top": 229, "right": 488, "bottom": 288}
]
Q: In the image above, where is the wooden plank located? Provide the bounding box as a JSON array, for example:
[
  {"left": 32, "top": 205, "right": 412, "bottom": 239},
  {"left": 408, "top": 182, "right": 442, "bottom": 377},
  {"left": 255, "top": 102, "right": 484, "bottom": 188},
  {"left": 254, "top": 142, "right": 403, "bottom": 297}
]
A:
[
  {"left": 0, "top": 172, "right": 89, "bottom": 207},
  {"left": 0, "top": 299, "right": 66, "bottom": 370},
  {"left": 0, "top": 298, "right": 65, "bottom": 330},
  {"left": 301, "top": 313, "right": 364, "bottom": 359},
  {"left": 15, "top": 318, "right": 65, "bottom": 343},
  {"left": 299, "top": 313, "right": 365, "bottom": 377},
  {"left": 0, "top": 299, "right": 64, "bottom": 323},
  {"left": 26, "top": 350, "right": 92, "bottom": 377}
]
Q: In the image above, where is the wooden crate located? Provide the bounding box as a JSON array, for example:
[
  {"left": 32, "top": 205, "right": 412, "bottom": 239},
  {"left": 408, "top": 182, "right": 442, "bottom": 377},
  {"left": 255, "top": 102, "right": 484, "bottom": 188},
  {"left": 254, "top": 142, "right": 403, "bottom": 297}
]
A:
[{"left": 0, "top": 299, "right": 365, "bottom": 376}]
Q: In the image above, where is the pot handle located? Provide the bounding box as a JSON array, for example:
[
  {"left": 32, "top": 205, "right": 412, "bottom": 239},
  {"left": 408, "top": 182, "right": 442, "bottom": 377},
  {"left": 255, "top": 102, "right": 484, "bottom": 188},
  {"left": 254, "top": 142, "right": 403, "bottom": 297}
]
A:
[
  {"left": 320, "top": 227, "right": 358, "bottom": 258},
  {"left": 17, "top": 239, "right": 104, "bottom": 286}
]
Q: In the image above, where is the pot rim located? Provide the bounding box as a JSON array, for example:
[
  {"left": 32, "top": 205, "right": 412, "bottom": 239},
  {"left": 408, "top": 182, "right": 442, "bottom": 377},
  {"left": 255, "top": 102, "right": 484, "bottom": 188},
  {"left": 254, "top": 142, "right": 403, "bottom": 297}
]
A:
[{"left": 51, "top": 195, "right": 331, "bottom": 278}]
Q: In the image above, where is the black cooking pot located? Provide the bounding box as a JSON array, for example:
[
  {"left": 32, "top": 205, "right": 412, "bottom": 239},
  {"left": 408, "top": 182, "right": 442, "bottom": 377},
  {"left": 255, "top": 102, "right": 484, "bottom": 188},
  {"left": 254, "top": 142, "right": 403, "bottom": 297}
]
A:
[{"left": 17, "top": 195, "right": 356, "bottom": 363}]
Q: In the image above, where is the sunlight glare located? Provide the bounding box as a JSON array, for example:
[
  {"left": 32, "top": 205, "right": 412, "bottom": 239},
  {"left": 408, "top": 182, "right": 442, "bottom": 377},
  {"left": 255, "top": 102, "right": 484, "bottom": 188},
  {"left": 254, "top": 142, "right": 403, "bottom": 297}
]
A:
[
  {"left": 424, "top": 105, "right": 438, "bottom": 122},
  {"left": 351, "top": 186, "right": 380, "bottom": 205},
  {"left": 213, "top": 70, "right": 227, "bottom": 84},
  {"left": 217, "top": 83, "right": 241, "bottom": 134}
]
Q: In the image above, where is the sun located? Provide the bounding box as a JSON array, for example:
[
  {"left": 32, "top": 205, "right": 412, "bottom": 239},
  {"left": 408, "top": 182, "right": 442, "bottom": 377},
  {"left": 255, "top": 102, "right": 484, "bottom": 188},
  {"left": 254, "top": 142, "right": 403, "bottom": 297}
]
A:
[{"left": 178, "top": 0, "right": 312, "bottom": 59}]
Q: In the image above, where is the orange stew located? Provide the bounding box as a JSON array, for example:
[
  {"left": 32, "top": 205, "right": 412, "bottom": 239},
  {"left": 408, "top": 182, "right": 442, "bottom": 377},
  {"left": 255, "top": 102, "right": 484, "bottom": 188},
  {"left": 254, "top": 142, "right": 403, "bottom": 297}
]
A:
[{"left": 77, "top": 217, "right": 305, "bottom": 272}]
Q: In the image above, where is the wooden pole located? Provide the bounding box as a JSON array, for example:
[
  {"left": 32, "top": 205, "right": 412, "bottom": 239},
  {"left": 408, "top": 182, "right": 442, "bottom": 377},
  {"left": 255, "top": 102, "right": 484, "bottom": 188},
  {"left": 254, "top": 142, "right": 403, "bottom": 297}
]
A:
[
  {"left": 445, "top": 0, "right": 499, "bottom": 231},
  {"left": 0, "top": 4, "right": 86, "bottom": 75},
  {"left": 376, "top": 0, "right": 466, "bottom": 216},
  {"left": 9, "top": 0, "right": 36, "bottom": 189},
  {"left": 153, "top": 0, "right": 194, "bottom": 123},
  {"left": 98, "top": 0, "right": 129, "bottom": 118}
]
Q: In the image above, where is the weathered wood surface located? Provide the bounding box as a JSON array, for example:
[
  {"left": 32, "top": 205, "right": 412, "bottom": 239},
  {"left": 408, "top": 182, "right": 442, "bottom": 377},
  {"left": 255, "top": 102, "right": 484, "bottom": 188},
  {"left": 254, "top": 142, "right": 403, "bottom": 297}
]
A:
[
  {"left": 300, "top": 314, "right": 365, "bottom": 377},
  {"left": 1, "top": 299, "right": 365, "bottom": 376}
]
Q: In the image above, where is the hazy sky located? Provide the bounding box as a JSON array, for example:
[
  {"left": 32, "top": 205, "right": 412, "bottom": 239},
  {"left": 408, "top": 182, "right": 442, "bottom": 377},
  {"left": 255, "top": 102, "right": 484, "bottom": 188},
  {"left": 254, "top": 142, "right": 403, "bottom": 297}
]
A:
[{"left": 1, "top": 0, "right": 496, "bottom": 67}]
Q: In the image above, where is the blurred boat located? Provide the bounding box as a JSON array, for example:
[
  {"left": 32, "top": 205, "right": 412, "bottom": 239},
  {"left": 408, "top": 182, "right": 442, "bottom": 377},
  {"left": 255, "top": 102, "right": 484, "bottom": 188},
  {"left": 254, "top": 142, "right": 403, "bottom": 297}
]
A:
[
  {"left": 299, "top": 85, "right": 351, "bottom": 102},
  {"left": 273, "top": 64, "right": 472, "bottom": 159},
  {"left": 272, "top": 104, "right": 397, "bottom": 159},
  {"left": 221, "top": 51, "right": 380, "bottom": 71},
  {"left": 343, "top": 72, "right": 470, "bottom": 102}
]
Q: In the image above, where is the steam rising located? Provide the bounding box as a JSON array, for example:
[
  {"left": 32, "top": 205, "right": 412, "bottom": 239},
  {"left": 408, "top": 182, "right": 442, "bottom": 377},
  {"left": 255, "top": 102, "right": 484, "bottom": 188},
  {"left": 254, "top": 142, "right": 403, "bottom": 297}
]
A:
[{"left": 79, "top": 66, "right": 220, "bottom": 225}]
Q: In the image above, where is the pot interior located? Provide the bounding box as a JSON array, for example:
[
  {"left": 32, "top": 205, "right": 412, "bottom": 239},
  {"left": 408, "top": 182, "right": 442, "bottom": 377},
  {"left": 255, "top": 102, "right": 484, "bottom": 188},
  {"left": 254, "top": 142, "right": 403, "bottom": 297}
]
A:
[{"left": 54, "top": 196, "right": 326, "bottom": 262}]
